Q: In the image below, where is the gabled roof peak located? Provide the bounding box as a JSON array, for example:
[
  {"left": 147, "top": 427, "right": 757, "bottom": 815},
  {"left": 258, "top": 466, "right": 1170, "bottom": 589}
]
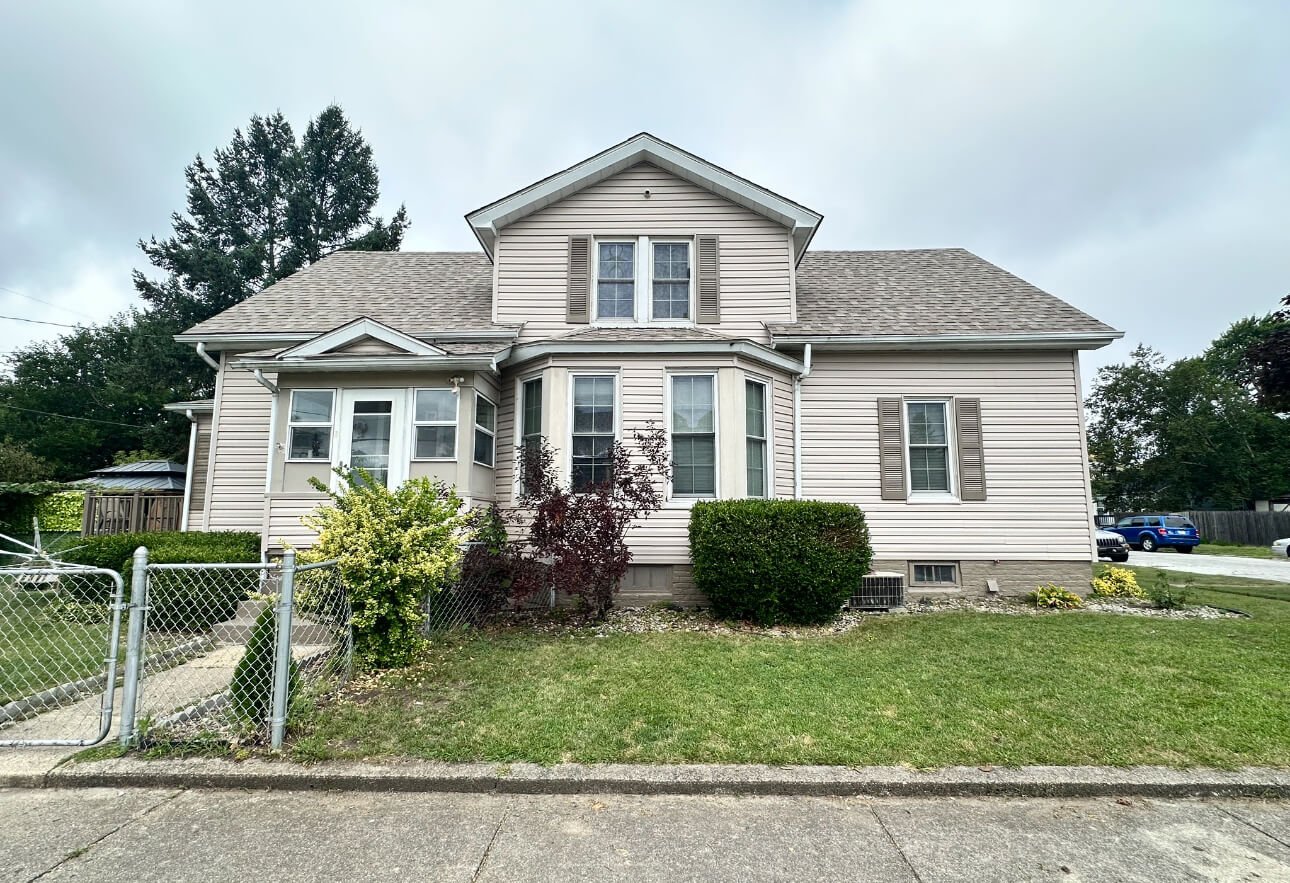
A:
[{"left": 465, "top": 133, "right": 823, "bottom": 264}]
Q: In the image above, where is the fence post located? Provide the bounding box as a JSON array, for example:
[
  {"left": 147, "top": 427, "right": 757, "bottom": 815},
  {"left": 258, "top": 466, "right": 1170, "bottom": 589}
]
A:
[
  {"left": 269, "top": 550, "right": 296, "bottom": 750},
  {"left": 118, "top": 546, "right": 149, "bottom": 747}
]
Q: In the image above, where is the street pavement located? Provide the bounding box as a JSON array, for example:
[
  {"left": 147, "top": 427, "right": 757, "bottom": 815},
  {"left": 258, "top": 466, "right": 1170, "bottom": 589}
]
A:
[
  {"left": 4, "top": 787, "right": 1289, "bottom": 882},
  {"left": 1126, "top": 550, "right": 1290, "bottom": 583}
]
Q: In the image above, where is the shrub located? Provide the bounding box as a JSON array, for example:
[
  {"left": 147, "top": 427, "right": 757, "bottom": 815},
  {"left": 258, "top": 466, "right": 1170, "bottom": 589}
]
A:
[
  {"left": 228, "top": 605, "right": 297, "bottom": 725},
  {"left": 1026, "top": 583, "right": 1083, "bottom": 609},
  {"left": 1090, "top": 566, "right": 1145, "bottom": 599},
  {"left": 511, "top": 426, "right": 671, "bottom": 619},
  {"left": 60, "top": 531, "right": 261, "bottom": 630},
  {"left": 689, "top": 499, "right": 873, "bottom": 626},
  {"left": 302, "top": 467, "right": 473, "bottom": 669},
  {"left": 1146, "top": 571, "right": 1191, "bottom": 609}
]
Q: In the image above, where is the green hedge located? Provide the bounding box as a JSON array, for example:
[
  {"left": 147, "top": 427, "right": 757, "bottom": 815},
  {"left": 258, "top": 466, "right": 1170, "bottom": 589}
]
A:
[
  {"left": 689, "top": 499, "right": 873, "bottom": 626},
  {"left": 62, "top": 531, "right": 261, "bottom": 630}
]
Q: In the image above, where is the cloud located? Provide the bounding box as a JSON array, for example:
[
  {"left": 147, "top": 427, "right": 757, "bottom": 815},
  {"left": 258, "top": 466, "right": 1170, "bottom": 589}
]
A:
[{"left": 0, "top": 0, "right": 1286, "bottom": 388}]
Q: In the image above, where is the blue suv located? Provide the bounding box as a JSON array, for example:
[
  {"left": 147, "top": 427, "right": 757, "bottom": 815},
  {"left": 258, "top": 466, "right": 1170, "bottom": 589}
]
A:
[{"left": 1109, "top": 514, "right": 1201, "bottom": 553}]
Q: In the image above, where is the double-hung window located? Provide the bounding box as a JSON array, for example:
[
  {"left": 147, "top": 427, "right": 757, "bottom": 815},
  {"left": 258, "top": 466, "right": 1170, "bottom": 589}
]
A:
[
  {"left": 519, "top": 378, "right": 543, "bottom": 493},
  {"left": 596, "top": 241, "right": 636, "bottom": 319},
  {"left": 287, "top": 389, "right": 334, "bottom": 460},
  {"left": 571, "top": 375, "right": 615, "bottom": 491},
  {"left": 473, "top": 394, "right": 496, "bottom": 467},
  {"left": 745, "top": 379, "right": 768, "bottom": 497},
  {"left": 651, "top": 241, "right": 690, "bottom": 320},
  {"left": 593, "top": 237, "right": 692, "bottom": 323},
  {"left": 412, "top": 389, "right": 456, "bottom": 459},
  {"left": 906, "top": 401, "right": 951, "bottom": 493},
  {"left": 671, "top": 374, "right": 716, "bottom": 497}
]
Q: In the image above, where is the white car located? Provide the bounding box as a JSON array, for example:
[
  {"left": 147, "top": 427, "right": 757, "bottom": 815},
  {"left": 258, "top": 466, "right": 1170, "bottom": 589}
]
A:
[{"left": 1273, "top": 538, "right": 1290, "bottom": 558}]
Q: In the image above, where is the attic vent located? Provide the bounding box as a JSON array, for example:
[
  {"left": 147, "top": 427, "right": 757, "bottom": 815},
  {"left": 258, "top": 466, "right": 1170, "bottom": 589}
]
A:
[{"left": 848, "top": 572, "right": 905, "bottom": 611}]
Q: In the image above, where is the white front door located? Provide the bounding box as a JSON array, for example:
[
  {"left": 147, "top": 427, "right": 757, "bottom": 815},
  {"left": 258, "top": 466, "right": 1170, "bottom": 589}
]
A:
[{"left": 335, "top": 389, "right": 407, "bottom": 488}]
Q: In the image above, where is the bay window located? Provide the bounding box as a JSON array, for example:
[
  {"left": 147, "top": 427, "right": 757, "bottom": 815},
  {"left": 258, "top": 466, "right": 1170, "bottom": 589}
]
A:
[
  {"left": 745, "top": 379, "right": 767, "bottom": 497},
  {"left": 671, "top": 374, "right": 716, "bottom": 497},
  {"left": 473, "top": 393, "right": 496, "bottom": 467},
  {"left": 571, "top": 375, "right": 615, "bottom": 491}
]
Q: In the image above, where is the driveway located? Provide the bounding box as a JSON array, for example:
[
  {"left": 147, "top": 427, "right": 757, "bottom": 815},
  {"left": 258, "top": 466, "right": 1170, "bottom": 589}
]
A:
[
  {"left": 5, "top": 788, "right": 1290, "bottom": 882},
  {"left": 1125, "top": 550, "right": 1290, "bottom": 584}
]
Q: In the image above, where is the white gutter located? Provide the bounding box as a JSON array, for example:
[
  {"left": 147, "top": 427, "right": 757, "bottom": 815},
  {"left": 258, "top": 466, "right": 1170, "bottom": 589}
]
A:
[
  {"left": 793, "top": 343, "right": 812, "bottom": 500},
  {"left": 180, "top": 409, "right": 197, "bottom": 531},
  {"left": 770, "top": 331, "right": 1124, "bottom": 351},
  {"left": 195, "top": 341, "right": 220, "bottom": 370},
  {"left": 251, "top": 369, "right": 279, "bottom": 394},
  {"left": 234, "top": 355, "right": 501, "bottom": 374}
]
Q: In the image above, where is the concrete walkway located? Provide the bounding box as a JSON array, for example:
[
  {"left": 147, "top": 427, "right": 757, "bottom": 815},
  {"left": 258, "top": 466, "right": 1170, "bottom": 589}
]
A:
[
  {"left": 1127, "top": 550, "right": 1290, "bottom": 583},
  {"left": 4, "top": 787, "right": 1289, "bottom": 882}
]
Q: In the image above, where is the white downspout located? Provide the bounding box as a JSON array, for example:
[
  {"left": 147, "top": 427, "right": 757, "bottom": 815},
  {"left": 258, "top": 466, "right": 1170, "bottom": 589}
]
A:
[
  {"left": 180, "top": 409, "right": 197, "bottom": 531},
  {"left": 793, "top": 343, "right": 812, "bottom": 499},
  {"left": 195, "top": 341, "right": 220, "bottom": 371}
]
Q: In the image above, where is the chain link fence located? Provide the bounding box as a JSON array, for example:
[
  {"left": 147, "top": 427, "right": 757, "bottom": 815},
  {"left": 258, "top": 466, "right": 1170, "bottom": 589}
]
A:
[
  {"left": 126, "top": 551, "right": 352, "bottom": 749},
  {"left": 0, "top": 565, "right": 125, "bottom": 746}
]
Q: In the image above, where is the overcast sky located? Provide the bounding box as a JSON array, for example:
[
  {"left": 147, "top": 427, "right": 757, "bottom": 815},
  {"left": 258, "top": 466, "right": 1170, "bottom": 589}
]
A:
[{"left": 2, "top": 1, "right": 1287, "bottom": 390}]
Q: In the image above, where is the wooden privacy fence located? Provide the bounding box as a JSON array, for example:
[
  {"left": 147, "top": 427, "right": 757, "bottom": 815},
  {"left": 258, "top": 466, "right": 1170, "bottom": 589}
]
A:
[
  {"left": 1184, "top": 511, "right": 1290, "bottom": 546},
  {"left": 82, "top": 493, "right": 183, "bottom": 536}
]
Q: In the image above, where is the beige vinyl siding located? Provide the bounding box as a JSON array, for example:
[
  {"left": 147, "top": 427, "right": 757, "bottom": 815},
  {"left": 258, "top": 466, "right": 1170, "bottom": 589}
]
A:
[
  {"left": 205, "top": 355, "right": 273, "bottom": 534},
  {"left": 185, "top": 412, "right": 212, "bottom": 530},
  {"left": 266, "top": 495, "right": 324, "bottom": 551},
  {"left": 771, "top": 373, "right": 795, "bottom": 498},
  {"left": 799, "top": 350, "right": 1095, "bottom": 561},
  {"left": 495, "top": 163, "right": 792, "bottom": 342}
]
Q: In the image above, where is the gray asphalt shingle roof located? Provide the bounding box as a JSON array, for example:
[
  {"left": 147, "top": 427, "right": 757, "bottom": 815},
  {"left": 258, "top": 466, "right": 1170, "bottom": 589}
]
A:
[
  {"left": 776, "top": 249, "right": 1115, "bottom": 337},
  {"left": 184, "top": 247, "right": 1113, "bottom": 341},
  {"left": 184, "top": 251, "right": 509, "bottom": 336}
]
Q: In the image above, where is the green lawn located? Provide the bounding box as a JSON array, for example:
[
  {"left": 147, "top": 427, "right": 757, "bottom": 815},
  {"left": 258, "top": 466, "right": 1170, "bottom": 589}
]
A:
[
  {"left": 290, "top": 566, "right": 1290, "bottom": 769},
  {"left": 1193, "top": 543, "right": 1282, "bottom": 560},
  {"left": 0, "top": 583, "right": 113, "bottom": 704}
]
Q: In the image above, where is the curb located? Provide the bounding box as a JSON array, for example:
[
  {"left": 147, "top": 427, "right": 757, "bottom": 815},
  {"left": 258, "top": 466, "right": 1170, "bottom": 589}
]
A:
[{"left": 8, "top": 758, "right": 1289, "bottom": 799}]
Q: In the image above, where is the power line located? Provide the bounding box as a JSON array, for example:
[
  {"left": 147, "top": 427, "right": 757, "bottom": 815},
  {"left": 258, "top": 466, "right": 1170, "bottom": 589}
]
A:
[
  {"left": 0, "top": 403, "right": 147, "bottom": 429},
  {"left": 0, "top": 285, "right": 98, "bottom": 321},
  {"left": 0, "top": 314, "right": 79, "bottom": 328}
]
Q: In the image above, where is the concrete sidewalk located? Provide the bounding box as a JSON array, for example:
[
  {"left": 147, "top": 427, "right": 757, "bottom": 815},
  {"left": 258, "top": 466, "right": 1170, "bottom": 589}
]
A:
[
  {"left": 5, "top": 787, "right": 1290, "bottom": 882},
  {"left": 5, "top": 752, "right": 1290, "bottom": 798}
]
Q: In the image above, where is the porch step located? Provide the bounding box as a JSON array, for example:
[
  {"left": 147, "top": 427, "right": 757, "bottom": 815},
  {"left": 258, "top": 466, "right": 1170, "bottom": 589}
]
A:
[{"left": 210, "top": 599, "right": 334, "bottom": 644}]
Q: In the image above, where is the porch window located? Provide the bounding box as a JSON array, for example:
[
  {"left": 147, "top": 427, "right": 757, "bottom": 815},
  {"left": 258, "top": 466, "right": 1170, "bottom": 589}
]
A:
[
  {"left": 571, "top": 375, "right": 615, "bottom": 491},
  {"left": 287, "top": 389, "right": 334, "bottom": 460},
  {"left": 473, "top": 394, "right": 496, "bottom": 467},
  {"left": 671, "top": 374, "right": 716, "bottom": 497},
  {"left": 413, "top": 388, "right": 456, "bottom": 460},
  {"left": 745, "top": 379, "right": 767, "bottom": 497},
  {"left": 906, "top": 401, "right": 951, "bottom": 493}
]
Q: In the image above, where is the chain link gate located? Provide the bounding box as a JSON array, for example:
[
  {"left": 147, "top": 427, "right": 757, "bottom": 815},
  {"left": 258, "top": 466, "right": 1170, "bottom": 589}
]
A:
[
  {"left": 1, "top": 544, "right": 351, "bottom": 751},
  {"left": 0, "top": 565, "right": 126, "bottom": 747}
]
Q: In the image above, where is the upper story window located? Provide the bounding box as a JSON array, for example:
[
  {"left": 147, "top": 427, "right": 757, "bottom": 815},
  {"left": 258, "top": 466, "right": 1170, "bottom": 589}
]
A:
[
  {"left": 593, "top": 236, "right": 692, "bottom": 324},
  {"left": 287, "top": 389, "right": 334, "bottom": 460}
]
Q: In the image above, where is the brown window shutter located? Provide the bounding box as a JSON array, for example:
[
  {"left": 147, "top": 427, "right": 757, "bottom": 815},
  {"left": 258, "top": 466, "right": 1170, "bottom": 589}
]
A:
[
  {"left": 695, "top": 235, "right": 720, "bottom": 324},
  {"left": 877, "top": 397, "right": 907, "bottom": 501},
  {"left": 566, "top": 235, "right": 591, "bottom": 323},
  {"left": 955, "top": 397, "right": 987, "bottom": 501}
]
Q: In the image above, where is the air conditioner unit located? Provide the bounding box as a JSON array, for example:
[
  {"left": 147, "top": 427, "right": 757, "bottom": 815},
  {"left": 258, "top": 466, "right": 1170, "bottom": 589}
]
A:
[{"left": 848, "top": 571, "right": 905, "bottom": 611}]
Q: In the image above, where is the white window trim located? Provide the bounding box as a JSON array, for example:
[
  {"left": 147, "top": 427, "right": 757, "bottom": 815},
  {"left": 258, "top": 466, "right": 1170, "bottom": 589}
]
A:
[
  {"left": 514, "top": 373, "right": 544, "bottom": 497},
  {"left": 410, "top": 387, "right": 459, "bottom": 462},
  {"left": 567, "top": 372, "right": 620, "bottom": 492},
  {"left": 904, "top": 397, "right": 958, "bottom": 502},
  {"left": 591, "top": 236, "right": 694, "bottom": 326},
  {"left": 910, "top": 562, "right": 960, "bottom": 588},
  {"left": 473, "top": 391, "right": 497, "bottom": 468},
  {"left": 285, "top": 388, "right": 336, "bottom": 462},
  {"left": 744, "top": 374, "right": 771, "bottom": 499},
  {"left": 665, "top": 371, "right": 719, "bottom": 504}
]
